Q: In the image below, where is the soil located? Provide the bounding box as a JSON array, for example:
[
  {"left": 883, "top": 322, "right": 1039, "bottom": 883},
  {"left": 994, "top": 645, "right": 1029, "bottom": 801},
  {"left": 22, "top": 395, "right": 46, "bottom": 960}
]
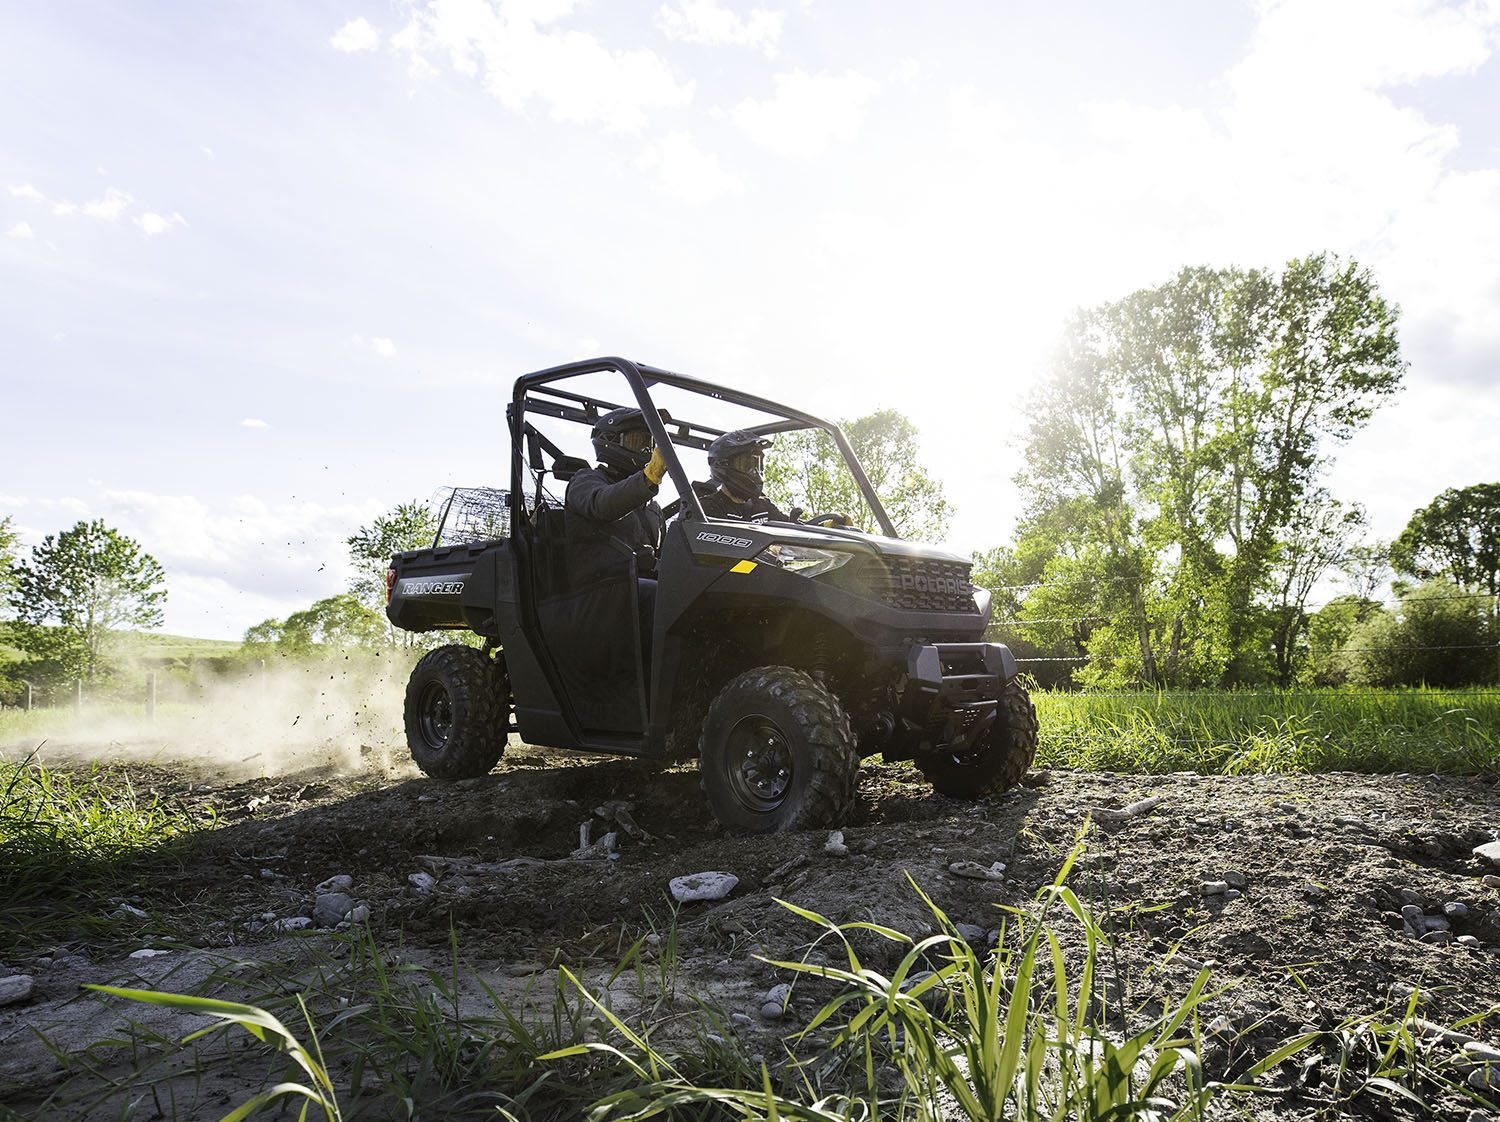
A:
[{"left": 5, "top": 737, "right": 1500, "bottom": 1120}]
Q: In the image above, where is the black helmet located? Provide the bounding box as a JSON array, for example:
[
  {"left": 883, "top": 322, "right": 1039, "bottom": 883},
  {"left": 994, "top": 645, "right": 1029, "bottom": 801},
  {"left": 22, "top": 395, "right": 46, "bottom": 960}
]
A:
[
  {"left": 592, "top": 407, "right": 654, "bottom": 475},
  {"left": 708, "top": 430, "right": 772, "bottom": 500}
]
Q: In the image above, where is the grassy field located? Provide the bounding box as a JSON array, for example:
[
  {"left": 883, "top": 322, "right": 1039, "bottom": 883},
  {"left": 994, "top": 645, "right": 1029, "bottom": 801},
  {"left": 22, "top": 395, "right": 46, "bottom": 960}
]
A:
[{"left": 1032, "top": 686, "right": 1500, "bottom": 776}]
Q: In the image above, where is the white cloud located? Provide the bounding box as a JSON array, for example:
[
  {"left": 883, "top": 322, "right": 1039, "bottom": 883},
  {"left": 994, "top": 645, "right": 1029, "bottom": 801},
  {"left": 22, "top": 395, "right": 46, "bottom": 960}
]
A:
[
  {"left": 135, "top": 211, "right": 187, "bottom": 236},
  {"left": 656, "top": 0, "right": 783, "bottom": 56},
  {"left": 330, "top": 17, "right": 381, "bottom": 52},
  {"left": 637, "top": 131, "right": 745, "bottom": 203},
  {"left": 6, "top": 221, "right": 33, "bottom": 239},
  {"left": 81, "top": 187, "right": 133, "bottom": 220},
  {"left": 733, "top": 69, "right": 879, "bottom": 157},
  {"left": 241, "top": 418, "right": 269, "bottom": 428},
  {"left": 393, "top": 0, "right": 693, "bottom": 133},
  {"left": 371, "top": 337, "right": 396, "bottom": 357},
  {"left": 7, "top": 183, "right": 44, "bottom": 202}
]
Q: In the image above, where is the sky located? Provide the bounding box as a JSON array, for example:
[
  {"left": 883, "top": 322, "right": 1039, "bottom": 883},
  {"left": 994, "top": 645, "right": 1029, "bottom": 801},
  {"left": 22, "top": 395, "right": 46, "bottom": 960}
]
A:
[{"left": 3, "top": 0, "right": 1499, "bottom": 641}]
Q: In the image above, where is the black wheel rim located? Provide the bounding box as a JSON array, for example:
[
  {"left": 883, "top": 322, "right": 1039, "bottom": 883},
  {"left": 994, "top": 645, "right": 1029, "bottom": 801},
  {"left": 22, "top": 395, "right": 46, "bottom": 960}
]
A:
[
  {"left": 417, "top": 681, "right": 454, "bottom": 750},
  {"left": 723, "top": 716, "right": 794, "bottom": 812}
]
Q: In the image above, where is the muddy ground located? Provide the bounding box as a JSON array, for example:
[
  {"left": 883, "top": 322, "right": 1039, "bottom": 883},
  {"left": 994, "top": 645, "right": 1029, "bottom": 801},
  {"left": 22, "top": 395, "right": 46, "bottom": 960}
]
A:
[{"left": 5, "top": 738, "right": 1500, "bottom": 1120}]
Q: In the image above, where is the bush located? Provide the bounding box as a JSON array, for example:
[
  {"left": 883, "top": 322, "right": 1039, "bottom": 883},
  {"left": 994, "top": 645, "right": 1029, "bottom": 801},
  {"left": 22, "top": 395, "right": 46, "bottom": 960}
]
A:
[{"left": 1344, "top": 579, "right": 1497, "bottom": 687}]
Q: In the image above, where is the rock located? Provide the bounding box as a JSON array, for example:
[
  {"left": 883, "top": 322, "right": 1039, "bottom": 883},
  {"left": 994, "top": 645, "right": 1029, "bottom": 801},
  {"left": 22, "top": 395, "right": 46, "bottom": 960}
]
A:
[
  {"left": 1401, "top": 904, "right": 1426, "bottom": 938},
  {"left": 1206, "top": 1015, "right": 1234, "bottom": 1037},
  {"left": 1445, "top": 901, "right": 1469, "bottom": 918},
  {"left": 765, "top": 855, "right": 807, "bottom": 884},
  {"left": 1224, "top": 870, "right": 1248, "bottom": 890},
  {"left": 1472, "top": 841, "right": 1500, "bottom": 866},
  {"left": 1201, "top": 880, "right": 1230, "bottom": 896},
  {"left": 760, "top": 982, "right": 791, "bottom": 1020},
  {"left": 670, "top": 871, "right": 738, "bottom": 903},
  {"left": 1483, "top": 875, "right": 1500, "bottom": 890},
  {"left": 128, "top": 949, "right": 171, "bottom": 959},
  {"left": 731, "top": 1012, "right": 752, "bottom": 1028},
  {"left": 948, "top": 861, "right": 1004, "bottom": 881},
  {"left": 0, "top": 975, "right": 35, "bottom": 1006},
  {"left": 824, "top": 830, "right": 849, "bottom": 857},
  {"left": 315, "top": 874, "right": 353, "bottom": 893},
  {"left": 349, "top": 904, "right": 371, "bottom": 925},
  {"left": 408, "top": 872, "right": 438, "bottom": 894},
  {"left": 271, "top": 916, "right": 314, "bottom": 932},
  {"left": 314, "top": 892, "right": 355, "bottom": 927},
  {"left": 955, "top": 923, "right": 986, "bottom": 944}
]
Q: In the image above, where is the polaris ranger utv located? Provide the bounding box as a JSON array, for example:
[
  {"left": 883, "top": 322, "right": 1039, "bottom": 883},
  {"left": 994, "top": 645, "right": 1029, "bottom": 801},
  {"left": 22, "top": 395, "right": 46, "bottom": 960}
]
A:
[{"left": 386, "top": 357, "right": 1037, "bottom": 833}]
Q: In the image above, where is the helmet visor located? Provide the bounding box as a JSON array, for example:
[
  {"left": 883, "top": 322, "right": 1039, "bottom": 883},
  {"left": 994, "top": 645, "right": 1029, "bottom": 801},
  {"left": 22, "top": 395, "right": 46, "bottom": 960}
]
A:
[
  {"left": 620, "top": 428, "right": 654, "bottom": 453},
  {"left": 726, "top": 450, "right": 764, "bottom": 474}
]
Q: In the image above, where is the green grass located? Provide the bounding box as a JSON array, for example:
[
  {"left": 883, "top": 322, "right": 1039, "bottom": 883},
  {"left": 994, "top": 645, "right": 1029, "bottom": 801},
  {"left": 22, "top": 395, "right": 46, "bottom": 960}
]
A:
[
  {"left": 0, "top": 754, "right": 213, "bottom": 951},
  {"left": 1032, "top": 686, "right": 1500, "bottom": 775}
]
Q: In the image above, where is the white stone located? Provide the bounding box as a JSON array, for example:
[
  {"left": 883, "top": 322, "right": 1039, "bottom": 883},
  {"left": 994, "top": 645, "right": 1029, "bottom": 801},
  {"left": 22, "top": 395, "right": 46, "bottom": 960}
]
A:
[
  {"left": 408, "top": 872, "right": 437, "bottom": 893},
  {"left": 669, "top": 871, "right": 738, "bottom": 903},
  {"left": 128, "top": 949, "right": 170, "bottom": 959},
  {"left": 0, "top": 975, "right": 35, "bottom": 1006},
  {"left": 316, "top": 874, "right": 354, "bottom": 893},
  {"left": 948, "top": 861, "right": 1004, "bottom": 881},
  {"left": 1472, "top": 841, "right": 1500, "bottom": 866}
]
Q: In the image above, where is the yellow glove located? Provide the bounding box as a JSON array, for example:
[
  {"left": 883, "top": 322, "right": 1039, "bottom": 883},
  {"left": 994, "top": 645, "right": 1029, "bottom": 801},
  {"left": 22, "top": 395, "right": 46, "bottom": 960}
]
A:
[{"left": 644, "top": 445, "right": 667, "bottom": 486}]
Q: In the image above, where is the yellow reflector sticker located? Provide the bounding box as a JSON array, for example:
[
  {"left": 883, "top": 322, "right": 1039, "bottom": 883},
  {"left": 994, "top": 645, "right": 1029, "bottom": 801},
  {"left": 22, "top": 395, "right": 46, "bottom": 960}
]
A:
[{"left": 731, "top": 560, "right": 757, "bottom": 574}]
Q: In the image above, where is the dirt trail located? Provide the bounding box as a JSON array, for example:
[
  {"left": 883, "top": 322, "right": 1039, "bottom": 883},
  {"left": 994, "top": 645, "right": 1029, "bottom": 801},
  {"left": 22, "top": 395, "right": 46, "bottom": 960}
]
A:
[{"left": 4, "top": 742, "right": 1500, "bottom": 1119}]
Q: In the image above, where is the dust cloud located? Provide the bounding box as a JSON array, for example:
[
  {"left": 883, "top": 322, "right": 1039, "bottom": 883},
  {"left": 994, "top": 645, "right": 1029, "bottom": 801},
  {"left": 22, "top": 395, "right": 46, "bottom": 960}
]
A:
[{"left": 0, "top": 652, "right": 424, "bottom": 783}]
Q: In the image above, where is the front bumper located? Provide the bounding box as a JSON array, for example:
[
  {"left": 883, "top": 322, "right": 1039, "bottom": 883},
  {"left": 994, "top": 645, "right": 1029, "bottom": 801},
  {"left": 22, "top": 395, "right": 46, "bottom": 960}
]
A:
[{"left": 882, "top": 642, "right": 1017, "bottom": 760}]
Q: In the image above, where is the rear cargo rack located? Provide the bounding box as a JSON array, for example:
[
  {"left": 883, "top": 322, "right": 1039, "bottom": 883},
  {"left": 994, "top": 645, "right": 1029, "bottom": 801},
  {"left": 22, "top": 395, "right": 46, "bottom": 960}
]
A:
[{"left": 433, "top": 487, "right": 512, "bottom": 547}]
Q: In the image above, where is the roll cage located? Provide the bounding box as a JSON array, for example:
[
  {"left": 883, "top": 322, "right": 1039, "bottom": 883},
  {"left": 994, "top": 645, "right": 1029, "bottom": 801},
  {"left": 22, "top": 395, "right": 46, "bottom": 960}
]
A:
[{"left": 504, "top": 356, "right": 899, "bottom": 537}]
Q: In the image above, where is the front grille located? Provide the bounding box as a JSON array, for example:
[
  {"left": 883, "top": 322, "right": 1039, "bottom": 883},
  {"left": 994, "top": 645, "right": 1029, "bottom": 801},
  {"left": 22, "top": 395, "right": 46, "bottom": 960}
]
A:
[{"left": 856, "top": 556, "right": 975, "bottom": 612}]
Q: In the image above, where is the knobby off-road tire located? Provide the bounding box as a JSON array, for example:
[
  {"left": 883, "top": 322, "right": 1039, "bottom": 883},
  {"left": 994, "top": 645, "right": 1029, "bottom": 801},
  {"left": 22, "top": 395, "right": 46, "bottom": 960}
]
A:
[
  {"left": 404, "top": 644, "right": 508, "bottom": 780},
  {"left": 699, "top": 666, "right": 860, "bottom": 834},
  {"left": 917, "top": 678, "right": 1038, "bottom": 799}
]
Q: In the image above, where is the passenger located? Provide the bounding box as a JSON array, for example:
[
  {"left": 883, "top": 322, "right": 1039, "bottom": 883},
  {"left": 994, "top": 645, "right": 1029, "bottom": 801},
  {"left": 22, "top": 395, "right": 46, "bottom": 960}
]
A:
[{"left": 690, "top": 430, "right": 790, "bottom": 524}]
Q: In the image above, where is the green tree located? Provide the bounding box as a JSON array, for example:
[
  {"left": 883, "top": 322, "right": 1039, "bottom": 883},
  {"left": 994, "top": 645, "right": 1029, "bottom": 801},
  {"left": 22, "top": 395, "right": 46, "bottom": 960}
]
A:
[
  {"left": 1263, "top": 495, "right": 1367, "bottom": 687},
  {"left": 245, "top": 593, "right": 387, "bottom": 654},
  {"left": 347, "top": 500, "right": 439, "bottom": 608},
  {"left": 765, "top": 410, "right": 953, "bottom": 541},
  {"left": 1391, "top": 483, "right": 1500, "bottom": 597},
  {"left": 1010, "top": 254, "right": 1403, "bottom": 687},
  {"left": 9, "top": 519, "right": 167, "bottom": 682},
  {"left": 1344, "top": 578, "right": 1495, "bottom": 687},
  {"left": 0, "top": 516, "right": 19, "bottom": 618}
]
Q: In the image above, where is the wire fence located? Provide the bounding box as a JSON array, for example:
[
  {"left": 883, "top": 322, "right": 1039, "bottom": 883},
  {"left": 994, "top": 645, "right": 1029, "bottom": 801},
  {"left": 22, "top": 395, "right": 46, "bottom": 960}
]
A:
[{"left": 983, "top": 582, "right": 1500, "bottom": 675}]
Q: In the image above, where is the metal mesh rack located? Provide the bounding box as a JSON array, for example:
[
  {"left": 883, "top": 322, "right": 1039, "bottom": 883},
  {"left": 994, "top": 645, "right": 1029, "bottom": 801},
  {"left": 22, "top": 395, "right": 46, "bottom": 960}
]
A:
[{"left": 433, "top": 487, "right": 512, "bottom": 547}]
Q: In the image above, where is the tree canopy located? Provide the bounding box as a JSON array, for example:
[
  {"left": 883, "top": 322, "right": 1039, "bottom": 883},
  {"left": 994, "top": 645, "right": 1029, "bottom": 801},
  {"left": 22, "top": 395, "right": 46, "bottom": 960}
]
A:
[
  {"left": 347, "top": 500, "right": 440, "bottom": 609},
  {"left": 9, "top": 519, "right": 168, "bottom": 682},
  {"left": 765, "top": 409, "right": 952, "bottom": 541},
  {"left": 993, "top": 253, "right": 1404, "bottom": 688},
  {"left": 1391, "top": 483, "right": 1500, "bottom": 598}
]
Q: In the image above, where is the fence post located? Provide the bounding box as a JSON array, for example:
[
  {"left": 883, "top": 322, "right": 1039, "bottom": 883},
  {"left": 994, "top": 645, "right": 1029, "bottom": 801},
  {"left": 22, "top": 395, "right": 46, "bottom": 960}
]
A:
[
  {"left": 146, "top": 672, "right": 157, "bottom": 724},
  {"left": 74, "top": 679, "right": 83, "bottom": 716},
  {"left": 24, "top": 683, "right": 32, "bottom": 712}
]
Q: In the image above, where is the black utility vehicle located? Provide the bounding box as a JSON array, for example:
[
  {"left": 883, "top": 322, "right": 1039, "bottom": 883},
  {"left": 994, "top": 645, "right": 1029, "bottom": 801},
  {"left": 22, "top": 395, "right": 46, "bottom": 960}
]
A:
[{"left": 386, "top": 357, "right": 1037, "bottom": 832}]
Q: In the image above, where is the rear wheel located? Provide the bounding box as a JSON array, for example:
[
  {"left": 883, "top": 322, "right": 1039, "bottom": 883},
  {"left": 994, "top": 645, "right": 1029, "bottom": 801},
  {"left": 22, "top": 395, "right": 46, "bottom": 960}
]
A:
[
  {"left": 404, "top": 645, "right": 507, "bottom": 779},
  {"left": 917, "top": 679, "right": 1038, "bottom": 798},
  {"left": 699, "top": 666, "right": 859, "bottom": 833}
]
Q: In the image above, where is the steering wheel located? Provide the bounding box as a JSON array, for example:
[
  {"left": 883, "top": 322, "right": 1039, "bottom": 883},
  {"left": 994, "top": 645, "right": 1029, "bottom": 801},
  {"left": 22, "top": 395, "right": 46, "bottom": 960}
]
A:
[{"left": 804, "top": 512, "right": 851, "bottom": 528}]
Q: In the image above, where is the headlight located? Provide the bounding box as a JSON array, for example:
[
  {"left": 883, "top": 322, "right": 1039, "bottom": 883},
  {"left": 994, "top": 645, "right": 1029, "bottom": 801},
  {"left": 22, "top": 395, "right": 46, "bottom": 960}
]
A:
[{"left": 758, "top": 542, "right": 854, "bottom": 578}]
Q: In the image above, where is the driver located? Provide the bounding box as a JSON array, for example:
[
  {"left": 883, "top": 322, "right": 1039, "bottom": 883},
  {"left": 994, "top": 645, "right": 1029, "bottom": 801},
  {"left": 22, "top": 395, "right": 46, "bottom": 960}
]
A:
[
  {"left": 691, "top": 430, "right": 790, "bottom": 524},
  {"left": 566, "top": 407, "right": 668, "bottom": 653}
]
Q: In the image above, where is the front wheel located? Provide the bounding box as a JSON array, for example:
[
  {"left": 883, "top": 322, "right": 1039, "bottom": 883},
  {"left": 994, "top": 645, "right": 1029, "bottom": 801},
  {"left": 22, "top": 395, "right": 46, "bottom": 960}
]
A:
[
  {"left": 404, "top": 645, "right": 507, "bottom": 779},
  {"left": 917, "top": 679, "right": 1038, "bottom": 798},
  {"left": 699, "top": 666, "right": 859, "bottom": 833}
]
